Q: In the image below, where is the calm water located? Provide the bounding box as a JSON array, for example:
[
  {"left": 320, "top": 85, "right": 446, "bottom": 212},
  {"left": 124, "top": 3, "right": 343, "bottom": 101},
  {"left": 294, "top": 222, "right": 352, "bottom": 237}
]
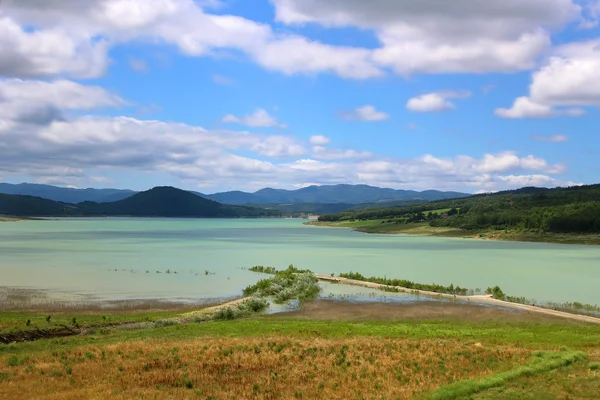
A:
[{"left": 1, "top": 218, "right": 599, "bottom": 305}]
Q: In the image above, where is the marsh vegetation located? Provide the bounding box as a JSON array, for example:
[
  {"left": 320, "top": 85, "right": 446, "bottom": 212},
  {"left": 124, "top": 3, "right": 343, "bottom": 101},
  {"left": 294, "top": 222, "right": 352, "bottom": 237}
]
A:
[{"left": 244, "top": 265, "right": 321, "bottom": 304}]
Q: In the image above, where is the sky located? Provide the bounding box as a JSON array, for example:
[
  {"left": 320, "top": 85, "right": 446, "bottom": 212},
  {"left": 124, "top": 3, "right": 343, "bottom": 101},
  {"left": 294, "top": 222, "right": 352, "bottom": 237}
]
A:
[{"left": 0, "top": 0, "right": 599, "bottom": 194}]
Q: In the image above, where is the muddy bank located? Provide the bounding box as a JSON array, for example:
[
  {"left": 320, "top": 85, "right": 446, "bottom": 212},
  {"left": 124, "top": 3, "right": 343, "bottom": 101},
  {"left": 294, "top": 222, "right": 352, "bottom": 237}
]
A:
[
  {"left": 0, "top": 326, "right": 83, "bottom": 344},
  {"left": 271, "top": 300, "right": 589, "bottom": 324},
  {"left": 315, "top": 275, "right": 600, "bottom": 325},
  {"left": 0, "top": 286, "right": 234, "bottom": 312}
]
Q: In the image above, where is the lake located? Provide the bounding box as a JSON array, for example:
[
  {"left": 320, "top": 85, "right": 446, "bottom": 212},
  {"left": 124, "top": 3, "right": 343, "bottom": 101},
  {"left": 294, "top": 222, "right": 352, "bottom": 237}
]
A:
[{"left": 1, "top": 218, "right": 599, "bottom": 305}]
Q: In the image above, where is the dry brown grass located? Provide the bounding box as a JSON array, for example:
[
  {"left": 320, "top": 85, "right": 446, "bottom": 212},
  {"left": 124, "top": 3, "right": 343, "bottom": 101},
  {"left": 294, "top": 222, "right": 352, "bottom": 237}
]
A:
[{"left": 0, "top": 336, "right": 529, "bottom": 399}]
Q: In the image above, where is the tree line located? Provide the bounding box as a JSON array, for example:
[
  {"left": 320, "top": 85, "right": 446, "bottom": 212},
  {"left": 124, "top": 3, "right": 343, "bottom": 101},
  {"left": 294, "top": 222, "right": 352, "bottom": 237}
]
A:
[{"left": 319, "top": 184, "right": 600, "bottom": 234}]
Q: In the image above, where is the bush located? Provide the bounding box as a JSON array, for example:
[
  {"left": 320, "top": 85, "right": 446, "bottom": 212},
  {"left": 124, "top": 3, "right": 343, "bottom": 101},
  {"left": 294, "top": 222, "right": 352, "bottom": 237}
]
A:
[{"left": 244, "top": 266, "right": 321, "bottom": 304}]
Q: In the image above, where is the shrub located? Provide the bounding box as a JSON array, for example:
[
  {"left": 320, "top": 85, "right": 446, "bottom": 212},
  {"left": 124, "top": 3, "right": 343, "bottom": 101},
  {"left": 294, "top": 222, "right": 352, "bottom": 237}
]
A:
[{"left": 243, "top": 266, "right": 321, "bottom": 304}]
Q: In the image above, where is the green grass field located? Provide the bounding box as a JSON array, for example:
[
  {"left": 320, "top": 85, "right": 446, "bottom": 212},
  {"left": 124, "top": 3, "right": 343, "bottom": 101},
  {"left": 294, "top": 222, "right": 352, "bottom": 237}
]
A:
[{"left": 1, "top": 307, "right": 599, "bottom": 399}]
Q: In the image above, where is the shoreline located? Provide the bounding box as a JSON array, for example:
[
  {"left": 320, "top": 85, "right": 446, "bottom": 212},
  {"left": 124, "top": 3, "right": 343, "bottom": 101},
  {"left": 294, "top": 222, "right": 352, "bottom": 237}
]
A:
[
  {"left": 315, "top": 274, "right": 600, "bottom": 325},
  {"left": 304, "top": 220, "right": 600, "bottom": 246}
]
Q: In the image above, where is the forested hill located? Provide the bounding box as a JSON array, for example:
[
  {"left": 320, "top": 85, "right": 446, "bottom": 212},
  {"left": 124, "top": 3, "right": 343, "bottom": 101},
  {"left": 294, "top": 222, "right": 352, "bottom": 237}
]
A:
[
  {"left": 318, "top": 184, "right": 600, "bottom": 234},
  {"left": 0, "top": 187, "right": 280, "bottom": 218}
]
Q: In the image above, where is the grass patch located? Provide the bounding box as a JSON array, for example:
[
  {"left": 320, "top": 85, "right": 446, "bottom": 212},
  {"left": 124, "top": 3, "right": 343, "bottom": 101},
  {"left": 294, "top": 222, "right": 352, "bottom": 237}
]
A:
[
  {"left": 424, "top": 351, "right": 587, "bottom": 400},
  {"left": 0, "top": 313, "right": 598, "bottom": 398},
  {"left": 0, "top": 336, "right": 530, "bottom": 399}
]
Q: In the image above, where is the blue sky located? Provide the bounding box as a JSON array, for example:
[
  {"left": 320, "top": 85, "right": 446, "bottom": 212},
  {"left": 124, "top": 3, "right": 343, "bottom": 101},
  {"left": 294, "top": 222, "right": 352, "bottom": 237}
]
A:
[{"left": 0, "top": 0, "right": 599, "bottom": 193}]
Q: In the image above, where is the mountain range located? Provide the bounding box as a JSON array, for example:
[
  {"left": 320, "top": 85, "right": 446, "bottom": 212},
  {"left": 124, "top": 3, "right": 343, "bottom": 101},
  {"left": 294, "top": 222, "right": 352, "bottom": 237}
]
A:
[
  {"left": 0, "top": 183, "right": 469, "bottom": 206},
  {"left": 0, "top": 187, "right": 279, "bottom": 218}
]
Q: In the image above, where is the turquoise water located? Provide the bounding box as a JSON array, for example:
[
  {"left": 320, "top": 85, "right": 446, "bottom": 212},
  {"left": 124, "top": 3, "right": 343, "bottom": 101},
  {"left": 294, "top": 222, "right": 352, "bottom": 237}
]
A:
[{"left": 1, "top": 218, "right": 599, "bottom": 305}]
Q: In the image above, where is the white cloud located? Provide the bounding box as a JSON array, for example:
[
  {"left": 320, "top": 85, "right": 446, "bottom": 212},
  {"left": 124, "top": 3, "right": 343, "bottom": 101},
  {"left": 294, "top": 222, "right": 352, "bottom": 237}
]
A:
[
  {"left": 340, "top": 105, "right": 389, "bottom": 121},
  {"left": 309, "top": 135, "right": 331, "bottom": 146},
  {"left": 0, "top": 0, "right": 383, "bottom": 80},
  {"left": 0, "top": 93, "right": 572, "bottom": 193},
  {"left": 251, "top": 36, "right": 382, "bottom": 79},
  {"left": 222, "top": 109, "right": 285, "bottom": 128},
  {"left": 495, "top": 97, "right": 586, "bottom": 119},
  {"left": 495, "top": 97, "right": 554, "bottom": 118},
  {"left": 0, "top": 79, "right": 126, "bottom": 124},
  {"left": 312, "top": 146, "right": 372, "bottom": 160},
  {"left": 530, "top": 40, "right": 600, "bottom": 106},
  {"left": 273, "top": 0, "right": 580, "bottom": 75},
  {"left": 531, "top": 134, "right": 569, "bottom": 142},
  {"left": 497, "top": 174, "right": 579, "bottom": 188},
  {"left": 250, "top": 136, "right": 305, "bottom": 158},
  {"left": 1, "top": 0, "right": 584, "bottom": 81},
  {"left": 497, "top": 39, "right": 600, "bottom": 118},
  {"left": 406, "top": 91, "right": 470, "bottom": 112}
]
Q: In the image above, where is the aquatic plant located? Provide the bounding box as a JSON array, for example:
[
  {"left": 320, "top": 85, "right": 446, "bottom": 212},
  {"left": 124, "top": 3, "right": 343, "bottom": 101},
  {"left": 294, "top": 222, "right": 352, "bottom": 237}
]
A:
[
  {"left": 244, "top": 265, "right": 321, "bottom": 304},
  {"left": 249, "top": 265, "right": 278, "bottom": 274},
  {"left": 339, "top": 272, "right": 468, "bottom": 296}
]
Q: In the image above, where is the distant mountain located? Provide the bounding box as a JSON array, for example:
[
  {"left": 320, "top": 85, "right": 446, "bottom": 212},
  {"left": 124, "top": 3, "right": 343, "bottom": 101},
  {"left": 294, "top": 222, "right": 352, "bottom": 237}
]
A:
[
  {"left": 84, "top": 187, "right": 278, "bottom": 217},
  {"left": 206, "top": 184, "right": 469, "bottom": 205},
  {"left": 0, "top": 183, "right": 135, "bottom": 204},
  {"left": 0, "top": 187, "right": 279, "bottom": 218},
  {"left": 0, "top": 182, "right": 469, "bottom": 208}
]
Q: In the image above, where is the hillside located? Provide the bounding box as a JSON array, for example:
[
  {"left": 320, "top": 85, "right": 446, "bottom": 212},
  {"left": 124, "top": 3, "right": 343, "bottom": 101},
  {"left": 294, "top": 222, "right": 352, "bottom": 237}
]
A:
[
  {"left": 318, "top": 184, "right": 600, "bottom": 236},
  {"left": 0, "top": 187, "right": 279, "bottom": 218},
  {"left": 0, "top": 193, "right": 80, "bottom": 217}
]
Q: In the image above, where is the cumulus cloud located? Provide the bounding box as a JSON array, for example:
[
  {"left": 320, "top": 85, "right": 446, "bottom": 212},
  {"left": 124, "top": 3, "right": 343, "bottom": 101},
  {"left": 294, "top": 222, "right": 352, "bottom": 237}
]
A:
[
  {"left": 531, "top": 134, "right": 569, "bottom": 142},
  {"left": 495, "top": 97, "right": 586, "bottom": 119},
  {"left": 496, "top": 39, "right": 600, "bottom": 118},
  {"left": 0, "top": 0, "right": 383, "bottom": 80},
  {"left": 339, "top": 105, "right": 389, "bottom": 121},
  {"left": 309, "top": 135, "right": 331, "bottom": 146},
  {"left": 406, "top": 91, "right": 470, "bottom": 112},
  {"left": 0, "top": 0, "right": 585, "bottom": 80},
  {"left": 222, "top": 109, "right": 285, "bottom": 128},
  {"left": 0, "top": 79, "right": 126, "bottom": 124},
  {"left": 272, "top": 0, "right": 580, "bottom": 75},
  {"left": 0, "top": 103, "right": 571, "bottom": 192}
]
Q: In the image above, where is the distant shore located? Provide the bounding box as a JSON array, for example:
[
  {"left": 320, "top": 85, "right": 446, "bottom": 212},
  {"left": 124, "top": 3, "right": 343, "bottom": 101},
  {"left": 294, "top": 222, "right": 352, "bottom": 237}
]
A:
[
  {"left": 0, "top": 215, "right": 22, "bottom": 222},
  {"left": 304, "top": 220, "right": 600, "bottom": 246}
]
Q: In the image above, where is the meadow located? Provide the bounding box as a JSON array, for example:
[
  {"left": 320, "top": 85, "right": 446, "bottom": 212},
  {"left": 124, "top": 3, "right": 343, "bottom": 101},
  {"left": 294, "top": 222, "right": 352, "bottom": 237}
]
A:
[{"left": 1, "top": 301, "right": 600, "bottom": 399}]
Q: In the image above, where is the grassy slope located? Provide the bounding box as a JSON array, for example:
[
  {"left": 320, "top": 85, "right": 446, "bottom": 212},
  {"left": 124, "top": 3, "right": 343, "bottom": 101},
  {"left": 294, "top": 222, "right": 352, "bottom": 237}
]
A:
[
  {"left": 1, "top": 313, "right": 599, "bottom": 399},
  {"left": 306, "top": 220, "right": 600, "bottom": 245}
]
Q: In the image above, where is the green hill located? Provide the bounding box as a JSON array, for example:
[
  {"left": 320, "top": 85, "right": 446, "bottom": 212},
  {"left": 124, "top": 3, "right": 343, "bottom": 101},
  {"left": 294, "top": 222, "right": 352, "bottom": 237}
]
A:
[
  {"left": 318, "top": 184, "right": 600, "bottom": 235},
  {"left": 0, "top": 187, "right": 279, "bottom": 218},
  {"left": 0, "top": 193, "right": 80, "bottom": 217}
]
